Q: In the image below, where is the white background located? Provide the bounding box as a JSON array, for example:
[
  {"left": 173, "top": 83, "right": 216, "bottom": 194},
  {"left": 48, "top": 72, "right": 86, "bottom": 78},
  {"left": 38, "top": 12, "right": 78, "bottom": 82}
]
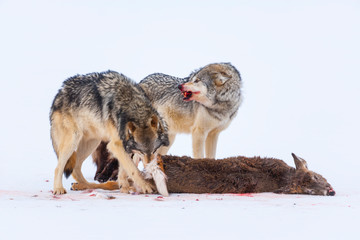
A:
[{"left": 0, "top": 1, "right": 359, "bottom": 239}]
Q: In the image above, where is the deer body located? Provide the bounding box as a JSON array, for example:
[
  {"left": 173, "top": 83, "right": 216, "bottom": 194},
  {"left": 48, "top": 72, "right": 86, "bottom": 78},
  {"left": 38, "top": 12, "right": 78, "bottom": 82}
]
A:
[
  {"left": 93, "top": 146, "right": 335, "bottom": 196},
  {"left": 158, "top": 154, "right": 335, "bottom": 196}
]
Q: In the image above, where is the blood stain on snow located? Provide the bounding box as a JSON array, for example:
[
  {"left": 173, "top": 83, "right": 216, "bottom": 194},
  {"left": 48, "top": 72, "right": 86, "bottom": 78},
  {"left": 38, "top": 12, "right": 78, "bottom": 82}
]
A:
[
  {"left": 81, "top": 189, "right": 94, "bottom": 194},
  {"left": 155, "top": 196, "right": 164, "bottom": 201},
  {"left": 195, "top": 199, "right": 199, "bottom": 201},
  {"left": 230, "top": 193, "right": 254, "bottom": 197},
  {"left": 89, "top": 194, "right": 96, "bottom": 197}
]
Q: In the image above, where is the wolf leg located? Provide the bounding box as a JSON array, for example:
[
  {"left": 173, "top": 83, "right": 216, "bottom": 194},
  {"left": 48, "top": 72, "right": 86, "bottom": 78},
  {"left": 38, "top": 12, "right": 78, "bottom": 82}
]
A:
[
  {"left": 71, "top": 139, "right": 103, "bottom": 190},
  {"left": 116, "top": 153, "right": 143, "bottom": 193},
  {"left": 107, "top": 140, "right": 154, "bottom": 194},
  {"left": 191, "top": 127, "right": 207, "bottom": 158},
  {"left": 71, "top": 139, "right": 119, "bottom": 191},
  {"left": 205, "top": 129, "right": 220, "bottom": 158},
  {"left": 116, "top": 166, "right": 136, "bottom": 193},
  {"left": 53, "top": 132, "right": 82, "bottom": 195}
]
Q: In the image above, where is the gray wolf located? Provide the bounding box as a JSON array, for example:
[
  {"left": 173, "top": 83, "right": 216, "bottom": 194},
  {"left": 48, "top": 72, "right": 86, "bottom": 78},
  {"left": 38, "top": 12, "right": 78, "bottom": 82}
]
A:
[
  {"left": 140, "top": 62, "right": 242, "bottom": 158},
  {"left": 150, "top": 153, "right": 335, "bottom": 195},
  {"left": 50, "top": 70, "right": 169, "bottom": 195}
]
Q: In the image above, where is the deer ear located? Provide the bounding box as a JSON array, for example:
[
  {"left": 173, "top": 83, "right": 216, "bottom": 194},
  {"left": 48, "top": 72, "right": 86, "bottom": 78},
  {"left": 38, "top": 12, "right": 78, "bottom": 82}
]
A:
[
  {"left": 210, "top": 71, "right": 232, "bottom": 86},
  {"left": 292, "top": 153, "right": 308, "bottom": 170}
]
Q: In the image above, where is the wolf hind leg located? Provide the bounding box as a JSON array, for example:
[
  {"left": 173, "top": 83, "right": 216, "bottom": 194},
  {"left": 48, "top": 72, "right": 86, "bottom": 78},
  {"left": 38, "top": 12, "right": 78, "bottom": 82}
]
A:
[
  {"left": 71, "top": 139, "right": 120, "bottom": 191},
  {"left": 53, "top": 131, "right": 82, "bottom": 195}
]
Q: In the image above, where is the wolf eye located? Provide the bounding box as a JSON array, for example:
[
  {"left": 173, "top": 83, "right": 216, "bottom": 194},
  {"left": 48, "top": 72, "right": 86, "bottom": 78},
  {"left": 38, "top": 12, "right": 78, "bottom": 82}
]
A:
[{"left": 194, "top": 78, "right": 200, "bottom": 83}]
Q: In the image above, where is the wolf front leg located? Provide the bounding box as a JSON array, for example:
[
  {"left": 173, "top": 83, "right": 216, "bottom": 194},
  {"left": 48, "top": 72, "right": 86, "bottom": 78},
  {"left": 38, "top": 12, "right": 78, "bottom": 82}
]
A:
[
  {"left": 205, "top": 129, "right": 221, "bottom": 158},
  {"left": 107, "top": 140, "right": 154, "bottom": 194},
  {"left": 191, "top": 127, "right": 207, "bottom": 158}
]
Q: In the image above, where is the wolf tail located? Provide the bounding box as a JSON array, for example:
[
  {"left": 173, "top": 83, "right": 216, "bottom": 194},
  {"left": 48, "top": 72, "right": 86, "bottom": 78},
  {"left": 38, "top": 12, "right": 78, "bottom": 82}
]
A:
[{"left": 64, "top": 152, "right": 76, "bottom": 178}]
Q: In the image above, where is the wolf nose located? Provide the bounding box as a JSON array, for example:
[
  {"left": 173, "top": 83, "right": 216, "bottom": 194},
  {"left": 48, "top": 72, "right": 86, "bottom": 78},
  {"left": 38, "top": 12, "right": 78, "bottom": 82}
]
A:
[
  {"left": 328, "top": 189, "right": 336, "bottom": 196},
  {"left": 178, "top": 84, "right": 183, "bottom": 91}
]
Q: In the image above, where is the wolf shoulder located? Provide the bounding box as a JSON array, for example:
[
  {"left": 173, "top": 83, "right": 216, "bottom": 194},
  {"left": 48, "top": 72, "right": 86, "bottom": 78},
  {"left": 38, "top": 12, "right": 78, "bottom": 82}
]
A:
[
  {"left": 51, "top": 70, "right": 140, "bottom": 111},
  {"left": 139, "top": 73, "right": 189, "bottom": 104}
]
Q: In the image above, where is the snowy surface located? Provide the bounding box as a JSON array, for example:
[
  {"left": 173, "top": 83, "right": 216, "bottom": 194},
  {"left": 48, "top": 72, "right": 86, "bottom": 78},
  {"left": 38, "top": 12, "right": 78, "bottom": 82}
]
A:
[{"left": 1, "top": 0, "right": 359, "bottom": 239}]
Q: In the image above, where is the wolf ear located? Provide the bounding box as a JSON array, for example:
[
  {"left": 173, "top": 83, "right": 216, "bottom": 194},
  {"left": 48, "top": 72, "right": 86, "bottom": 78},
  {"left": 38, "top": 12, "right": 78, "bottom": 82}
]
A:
[
  {"left": 292, "top": 153, "right": 308, "bottom": 170},
  {"left": 210, "top": 71, "right": 232, "bottom": 86},
  {"left": 125, "top": 122, "right": 136, "bottom": 140},
  {"left": 150, "top": 115, "right": 159, "bottom": 129}
]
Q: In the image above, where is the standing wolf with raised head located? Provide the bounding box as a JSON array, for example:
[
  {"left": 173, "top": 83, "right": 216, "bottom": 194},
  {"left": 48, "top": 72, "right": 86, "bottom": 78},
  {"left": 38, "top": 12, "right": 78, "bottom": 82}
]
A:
[
  {"left": 50, "top": 70, "right": 168, "bottom": 195},
  {"left": 141, "top": 62, "right": 242, "bottom": 158}
]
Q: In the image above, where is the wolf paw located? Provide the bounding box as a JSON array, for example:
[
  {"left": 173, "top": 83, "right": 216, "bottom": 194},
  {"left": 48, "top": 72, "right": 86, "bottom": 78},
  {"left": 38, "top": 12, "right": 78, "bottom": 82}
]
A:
[
  {"left": 119, "top": 185, "right": 136, "bottom": 194},
  {"left": 71, "top": 182, "right": 89, "bottom": 191},
  {"left": 137, "top": 181, "right": 155, "bottom": 194},
  {"left": 53, "top": 187, "right": 67, "bottom": 195}
]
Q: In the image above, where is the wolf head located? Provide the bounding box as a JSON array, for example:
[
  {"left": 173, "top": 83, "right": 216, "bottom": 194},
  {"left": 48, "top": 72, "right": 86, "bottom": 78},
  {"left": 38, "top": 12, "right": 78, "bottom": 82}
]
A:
[
  {"left": 276, "top": 153, "right": 335, "bottom": 196},
  {"left": 178, "top": 63, "right": 241, "bottom": 107},
  {"left": 122, "top": 114, "right": 169, "bottom": 166}
]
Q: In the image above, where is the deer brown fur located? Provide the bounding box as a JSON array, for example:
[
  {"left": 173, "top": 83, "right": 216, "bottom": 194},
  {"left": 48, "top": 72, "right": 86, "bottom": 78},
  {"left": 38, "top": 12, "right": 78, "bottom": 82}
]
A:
[
  {"left": 93, "top": 146, "right": 335, "bottom": 196},
  {"left": 158, "top": 154, "right": 335, "bottom": 196},
  {"left": 92, "top": 142, "right": 119, "bottom": 183}
]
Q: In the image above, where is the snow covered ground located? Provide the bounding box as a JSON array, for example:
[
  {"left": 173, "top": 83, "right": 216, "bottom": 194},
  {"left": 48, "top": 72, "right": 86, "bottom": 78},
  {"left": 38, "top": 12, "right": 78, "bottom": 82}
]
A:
[{"left": 1, "top": 1, "right": 359, "bottom": 239}]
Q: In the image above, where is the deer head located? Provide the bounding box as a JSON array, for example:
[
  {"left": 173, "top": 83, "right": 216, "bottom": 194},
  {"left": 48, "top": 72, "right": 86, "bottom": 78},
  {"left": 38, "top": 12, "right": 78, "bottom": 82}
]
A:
[{"left": 275, "top": 153, "right": 335, "bottom": 196}]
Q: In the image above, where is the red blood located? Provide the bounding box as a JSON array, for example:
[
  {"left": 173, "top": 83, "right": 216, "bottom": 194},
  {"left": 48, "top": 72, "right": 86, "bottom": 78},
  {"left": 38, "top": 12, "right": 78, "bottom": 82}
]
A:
[
  {"left": 45, "top": 180, "right": 49, "bottom": 182},
  {"left": 230, "top": 193, "right": 254, "bottom": 197},
  {"left": 182, "top": 91, "right": 193, "bottom": 100},
  {"left": 81, "top": 189, "right": 94, "bottom": 194},
  {"left": 195, "top": 199, "right": 199, "bottom": 201},
  {"left": 89, "top": 194, "right": 96, "bottom": 197}
]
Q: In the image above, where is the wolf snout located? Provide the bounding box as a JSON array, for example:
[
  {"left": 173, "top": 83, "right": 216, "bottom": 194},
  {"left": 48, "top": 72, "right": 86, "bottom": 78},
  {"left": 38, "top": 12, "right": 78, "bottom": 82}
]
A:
[{"left": 143, "top": 153, "right": 156, "bottom": 167}]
